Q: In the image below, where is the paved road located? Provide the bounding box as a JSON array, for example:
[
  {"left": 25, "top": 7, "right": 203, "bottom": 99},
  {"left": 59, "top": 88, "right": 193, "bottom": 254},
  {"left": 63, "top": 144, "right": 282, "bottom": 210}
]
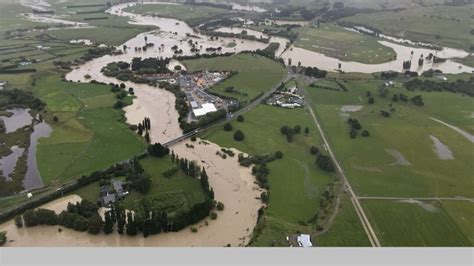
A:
[
  {"left": 304, "top": 93, "right": 381, "bottom": 247},
  {"left": 358, "top": 196, "right": 474, "bottom": 202},
  {"left": 164, "top": 71, "right": 294, "bottom": 147}
]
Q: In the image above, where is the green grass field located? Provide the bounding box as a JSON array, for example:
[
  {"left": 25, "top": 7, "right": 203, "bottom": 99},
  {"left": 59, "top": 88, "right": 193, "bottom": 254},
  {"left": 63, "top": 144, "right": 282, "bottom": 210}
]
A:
[
  {"left": 124, "top": 3, "right": 230, "bottom": 26},
  {"left": 182, "top": 54, "right": 286, "bottom": 102},
  {"left": 440, "top": 201, "right": 474, "bottom": 245},
  {"left": 342, "top": 5, "right": 474, "bottom": 51},
  {"left": 35, "top": 73, "right": 146, "bottom": 184},
  {"left": 316, "top": 194, "right": 371, "bottom": 247},
  {"left": 363, "top": 200, "right": 471, "bottom": 246},
  {"left": 295, "top": 24, "right": 396, "bottom": 64},
  {"left": 201, "top": 104, "right": 334, "bottom": 246},
  {"left": 122, "top": 156, "right": 207, "bottom": 212},
  {"left": 306, "top": 79, "right": 474, "bottom": 198}
]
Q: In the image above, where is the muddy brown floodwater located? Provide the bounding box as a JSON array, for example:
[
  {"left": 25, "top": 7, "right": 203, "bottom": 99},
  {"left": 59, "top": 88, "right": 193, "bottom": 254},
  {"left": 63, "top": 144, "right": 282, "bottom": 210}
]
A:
[{"left": 0, "top": 139, "right": 263, "bottom": 247}]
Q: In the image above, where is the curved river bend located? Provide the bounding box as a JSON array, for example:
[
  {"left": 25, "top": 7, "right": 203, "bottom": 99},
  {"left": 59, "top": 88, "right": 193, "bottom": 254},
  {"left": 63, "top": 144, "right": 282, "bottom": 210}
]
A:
[{"left": 2, "top": 1, "right": 472, "bottom": 247}]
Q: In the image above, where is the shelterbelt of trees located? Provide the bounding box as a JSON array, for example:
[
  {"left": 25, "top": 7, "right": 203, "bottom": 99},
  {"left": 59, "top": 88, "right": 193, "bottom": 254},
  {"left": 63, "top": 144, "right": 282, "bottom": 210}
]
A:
[{"left": 12, "top": 144, "right": 217, "bottom": 238}]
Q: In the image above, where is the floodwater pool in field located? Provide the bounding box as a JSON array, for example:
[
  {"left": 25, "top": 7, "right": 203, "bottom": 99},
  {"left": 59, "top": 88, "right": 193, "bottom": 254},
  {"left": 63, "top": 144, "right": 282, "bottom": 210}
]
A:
[
  {"left": 0, "top": 108, "right": 33, "bottom": 133},
  {"left": 23, "top": 121, "right": 52, "bottom": 190},
  {"left": 0, "top": 146, "right": 25, "bottom": 181}
]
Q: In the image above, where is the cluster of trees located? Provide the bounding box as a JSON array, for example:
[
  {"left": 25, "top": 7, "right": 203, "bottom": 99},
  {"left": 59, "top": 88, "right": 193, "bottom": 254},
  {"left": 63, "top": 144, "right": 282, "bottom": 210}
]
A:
[
  {"left": 308, "top": 181, "right": 338, "bottom": 231},
  {"left": 15, "top": 200, "right": 101, "bottom": 235},
  {"left": 148, "top": 143, "right": 170, "bottom": 158},
  {"left": 131, "top": 57, "right": 171, "bottom": 74},
  {"left": 380, "top": 71, "right": 399, "bottom": 79},
  {"left": 170, "top": 152, "right": 214, "bottom": 199},
  {"left": 203, "top": 30, "right": 270, "bottom": 44},
  {"left": 184, "top": 1, "right": 232, "bottom": 10},
  {"left": 126, "top": 158, "right": 151, "bottom": 195},
  {"left": 0, "top": 231, "right": 6, "bottom": 246},
  {"left": 402, "top": 60, "right": 412, "bottom": 69},
  {"left": 137, "top": 117, "right": 151, "bottom": 139},
  {"left": 238, "top": 152, "right": 282, "bottom": 190},
  {"left": 316, "top": 154, "right": 335, "bottom": 173},
  {"left": 254, "top": 43, "right": 280, "bottom": 60},
  {"left": 261, "top": 25, "right": 301, "bottom": 42},
  {"left": 234, "top": 130, "right": 245, "bottom": 141},
  {"left": 303, "top": 67, "right": 328, "bottom": 78},
  {"left": 280, "top": 125, "right": 304, "bottom": 142},
  {"left": 404, "top": 77, "right": 474, "bottom": 96},
  {"left": 0, "top": 88, "right": 46, "bottom": 111},
  {"left": 81, "top": 47, "right": 117, "bottom": 61},
  {"left": 347, "top": 118, "right": 370, "bottom": 139},
  {"left": 0, "top": 162, "right": 133, "bottom": 223},
  {"left": 411, "top": 95, "right": 424, "bottom": 107}
]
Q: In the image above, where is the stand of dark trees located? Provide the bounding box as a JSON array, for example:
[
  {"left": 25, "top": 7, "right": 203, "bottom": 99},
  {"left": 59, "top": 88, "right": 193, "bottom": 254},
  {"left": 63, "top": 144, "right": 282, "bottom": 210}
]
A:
[
  {"left": 0, "top": 88, "right": 46, "bottom": 110},
  {"left": 404, "top": 77, "right": 474, "bottom": 96},
  {"left": 238, "top": 153, "right": 282, "bottom": 189},
  {"left": 81, "top": 47, "right": 118, "bottom": 61},
  {"left": 184, "top": 1, "right": 232, "bottom": 10},
  {"left": 303, "top": 67, "right": 328, "bottom": 78},
  {"left": 202, "top": 30, "right": 270, "bottom": 44},
  {"left": 254, "top": 43, "right": 281, "bottom": 61},
  {"left": 316, "top": 154, "right": 335, "bottom": 172},
  {"left": 14, "top": 155, "right": 216, "bottom": 237}
]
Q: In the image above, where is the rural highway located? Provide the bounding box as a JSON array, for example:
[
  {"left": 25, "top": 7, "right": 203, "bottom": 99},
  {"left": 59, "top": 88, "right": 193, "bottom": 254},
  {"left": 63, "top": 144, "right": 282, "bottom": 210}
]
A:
[
  {"left": 358, "top": 196, "right": 474, "bottom": 202},
  {"left": 164, "top": 71, "right": 295, "bottom": 147},
  {"left": 305, "top": 97, "right": 382, "bottom": 247}
]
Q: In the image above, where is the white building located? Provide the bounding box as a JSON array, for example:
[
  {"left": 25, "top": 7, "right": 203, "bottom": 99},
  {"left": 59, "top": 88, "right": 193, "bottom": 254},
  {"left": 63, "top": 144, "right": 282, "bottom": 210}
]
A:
[
  {"left": 0, "top": 80, "right": 7, "bottom": 90},
  {"left": 193, "top": 103, "right": 217, "bottom": 117},
  {"left": 297, "top": 234, "right": 313, "bottom": 247}
]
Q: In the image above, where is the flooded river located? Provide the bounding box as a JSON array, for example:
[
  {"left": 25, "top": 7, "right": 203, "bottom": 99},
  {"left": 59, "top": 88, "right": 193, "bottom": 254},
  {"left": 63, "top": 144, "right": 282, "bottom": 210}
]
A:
[{"left": 7, "top": 1, "right": 472, "bottom": 246}]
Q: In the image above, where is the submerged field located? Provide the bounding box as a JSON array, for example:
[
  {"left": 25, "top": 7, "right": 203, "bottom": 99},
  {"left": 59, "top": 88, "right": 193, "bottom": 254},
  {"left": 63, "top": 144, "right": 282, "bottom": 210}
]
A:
[
  {"left": 201, "top": 103, "right": 336, "bottom": 246},
  {"left": 342, "top": 4, "right": 474, "bottom": 50},
  {"left": 182, "top": 54, "right": 286, "bottom": 103},
  {"left": 295, "top": 24, "right": 396, "bottom": 64}
]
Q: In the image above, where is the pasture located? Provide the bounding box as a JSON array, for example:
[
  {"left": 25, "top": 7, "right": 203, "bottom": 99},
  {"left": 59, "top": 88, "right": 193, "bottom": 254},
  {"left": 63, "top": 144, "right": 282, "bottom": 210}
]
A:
[
  {"left": 35, "top": 74, "right": 146, "bottom": 184},
  {"left": 342, "top": 5, "right": 474, "bottom": 51},
  {"left": 295, "top": 23, "right": 396, "bottom": 64},
  {"left": 362, "top": 200, "right": 470, "bottom": 246},
  {"left": 306, "top": 79, "right": 474, "bottom": 198}
]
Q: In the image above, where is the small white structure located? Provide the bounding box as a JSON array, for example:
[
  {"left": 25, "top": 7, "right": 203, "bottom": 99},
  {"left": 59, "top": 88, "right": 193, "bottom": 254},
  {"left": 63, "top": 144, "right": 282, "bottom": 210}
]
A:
[
  {"left": 297, "top": 234, "right": 313, "bottom": 247},
  {"left": 193, "top": 103, "right": 217, "bottom": 117},
  {"left": 0, "top": 80, "right": 7, "bottom": 90},
  {"left": 27, "top": 193, "right": 33, "bottom": 198}
]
